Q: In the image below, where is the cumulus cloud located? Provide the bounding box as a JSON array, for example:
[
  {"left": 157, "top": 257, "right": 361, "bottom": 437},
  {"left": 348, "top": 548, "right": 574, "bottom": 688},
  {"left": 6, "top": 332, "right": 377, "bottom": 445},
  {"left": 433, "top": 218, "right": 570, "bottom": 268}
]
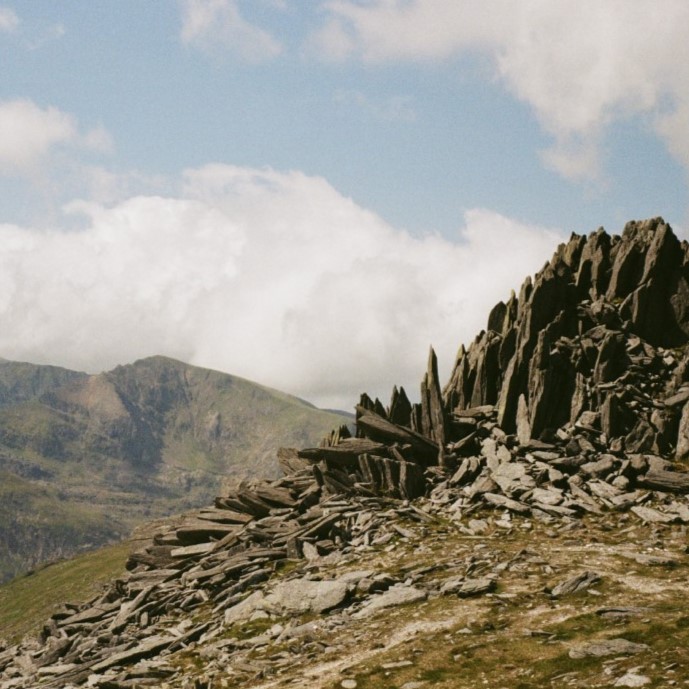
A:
[
  {"left": 0, "top": 6, "right": 18, "bottom": 32},
  {"left": 0, "top": 100, "right": 76, "bottom": 172},
  {"left": 0, "top": 99, "right": 113, "bottom": 176},
  {"left": 180, "top": 0, "right": 281, "bottom": 62},
  {"left": 312, "top": 0, "right": 689, "bottom": 181},
  {"left": 0, "top": 164, "right": 562, "bottom": 409}
]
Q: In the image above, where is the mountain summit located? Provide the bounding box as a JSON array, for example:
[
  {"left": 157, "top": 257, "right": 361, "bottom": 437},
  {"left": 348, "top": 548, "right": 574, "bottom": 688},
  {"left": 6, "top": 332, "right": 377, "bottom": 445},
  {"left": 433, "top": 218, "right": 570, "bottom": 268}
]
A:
[{"left": 3, "top": 218, "right": 689, "bottom": 689}]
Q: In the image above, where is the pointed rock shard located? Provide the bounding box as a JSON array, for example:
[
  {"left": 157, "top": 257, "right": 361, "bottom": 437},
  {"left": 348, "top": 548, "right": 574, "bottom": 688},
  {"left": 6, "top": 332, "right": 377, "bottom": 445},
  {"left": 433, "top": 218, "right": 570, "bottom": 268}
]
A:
[
  {"left": 398, "top": 458, "right": 425, "bottom": 499},
  {"left": 575, "top": 227, "right": 611, "bottom": 298},
  {"left": 613, "top": 218, "right": 689, "bottom": 346},
  {"left": 470, "top": 331, "right": 502, "bottom": 407},
  {"left": 607, "top": 222, "right": 650, "bottom": 301},
  {"left": 388, "top": 385, "right": 412, "bottom": 427},
  {"left": 554, "top": 232, "right": 586, "bottom": 273},
  {"left": 488, "top": 300, "right": 508, "bottom": 334},
  {"left": 443, "top": 344, "right": 469, "bottom": 409},
  {"left": 594, "top": 331, "right": 628, "bottom": 383},
  {"left": 420, "top": 347, "right": 446, "bottom": 446},
  {"left": 373, "top": 397, "right": 388, "bottom": 418},
  {"left": 600, "top": 393, "right": 634, "bottom": 440}
]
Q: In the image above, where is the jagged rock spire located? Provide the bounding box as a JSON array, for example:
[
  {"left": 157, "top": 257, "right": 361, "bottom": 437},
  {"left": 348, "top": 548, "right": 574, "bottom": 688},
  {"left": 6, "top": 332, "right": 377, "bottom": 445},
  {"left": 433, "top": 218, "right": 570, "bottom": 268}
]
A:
[
  {"left": 419, "top": 347, "right": 447, "bottom": 451},
  {"left": 357, "top": 217, "right": 689, "bottom": 456},
  {"left": 442, "top": 217, "right": 689, "bottom": 446}
]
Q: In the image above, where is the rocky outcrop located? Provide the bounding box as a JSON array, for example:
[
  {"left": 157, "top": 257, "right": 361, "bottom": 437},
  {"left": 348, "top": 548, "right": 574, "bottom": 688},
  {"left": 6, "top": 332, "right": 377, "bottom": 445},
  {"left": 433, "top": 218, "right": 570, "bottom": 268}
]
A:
[
  {"left": 440, "top": 218, "right": 689, "bottom": 445},
  {"left": 4, "top": 400, "right": 689, "bottom": 687},
  {"left": 4, "top": 217, "right": 689, "bottom": 688},
  {"left": 328, "top": 220, "right": 689, "bottom": 475}
]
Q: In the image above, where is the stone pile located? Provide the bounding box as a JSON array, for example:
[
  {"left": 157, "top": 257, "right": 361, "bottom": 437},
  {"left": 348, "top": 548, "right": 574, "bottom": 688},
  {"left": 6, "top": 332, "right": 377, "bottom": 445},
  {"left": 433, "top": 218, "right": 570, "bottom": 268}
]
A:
[
  {"left": 0, "top": 469, "right": 453, "bottom": 688},
  {"left": 3, "top": 217, "right": 689, "bottom": 687}
]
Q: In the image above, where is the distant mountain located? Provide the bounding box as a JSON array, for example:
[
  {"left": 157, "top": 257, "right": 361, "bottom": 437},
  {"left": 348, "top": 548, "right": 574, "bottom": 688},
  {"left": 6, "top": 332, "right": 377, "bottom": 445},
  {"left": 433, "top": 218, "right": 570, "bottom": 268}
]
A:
[{"left": 0, "top": 356, "right": 349, "bottom": 582}]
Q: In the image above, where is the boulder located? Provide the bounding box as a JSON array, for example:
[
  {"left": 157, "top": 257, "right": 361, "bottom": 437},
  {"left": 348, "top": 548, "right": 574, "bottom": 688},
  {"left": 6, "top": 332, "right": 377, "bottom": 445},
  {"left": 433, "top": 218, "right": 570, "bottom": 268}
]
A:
[{"left": 263, "top": 578, "right": 351, "bottom": 616}]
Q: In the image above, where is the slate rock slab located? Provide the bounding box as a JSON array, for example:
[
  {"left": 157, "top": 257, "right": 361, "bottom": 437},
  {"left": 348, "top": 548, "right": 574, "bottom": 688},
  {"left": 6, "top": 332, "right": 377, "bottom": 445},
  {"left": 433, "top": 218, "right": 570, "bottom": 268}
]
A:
[
  {"left": 224, "top": 591, "right": 266, "bottom": 626},
  {"left": 457, "top": 577, "right": 496, "bottom": 597},
  {"left": 631, "top": 505, "right": 676, "bottom": 524},
  {"left": 90, "top": 635, "right": 174, "bottom": 672},
  {"left": 264, "top": 578, "right": 351, "bottom": 615},
  {"left": 550, "top": 571, "right": 600, "bottom": 597},
  {"left": 614, "top": 671, "right": 652, "bottom": 687},
  {"left": 353, "top": 585, "right": 427, "bottom": 619},
  {"left": 568, "top": 638, "right": 649, "bottom": 659}
]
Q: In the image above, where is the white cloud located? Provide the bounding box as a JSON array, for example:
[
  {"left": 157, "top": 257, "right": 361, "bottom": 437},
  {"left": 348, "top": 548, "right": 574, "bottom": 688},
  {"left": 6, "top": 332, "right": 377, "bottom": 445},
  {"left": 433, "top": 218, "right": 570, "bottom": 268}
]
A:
[
  {"left": 0, "top": 99, "right": 76, "bottom": 172},
  {"left": 313, "top": 0, "right": 689, "bottom": 181},
  {"left": 77, "top": 166, "right": 170, "bottom": 207},
  {"left": 312, "top": 0, "right": 501, "bottom": 62},
  {"left": 81, "top": 125, "right": 115, "bottom": 154},
  {"left": 180, "top": 0, "right": 281, "bottom": 62},
  {"left": 540, "top": 135, "right": 603, "bottom": 184},
  {"left": 0, "top": 99, "right": 113, "bottom": 176},
  {"left": 0, "top": 6, "right": 18, "bottom": 32},
  {"left": 655, "top": 101, "right": 689, "bottom": 172},
  {"left": 0, "top": 164, "right": 562, "bottom": 409}
]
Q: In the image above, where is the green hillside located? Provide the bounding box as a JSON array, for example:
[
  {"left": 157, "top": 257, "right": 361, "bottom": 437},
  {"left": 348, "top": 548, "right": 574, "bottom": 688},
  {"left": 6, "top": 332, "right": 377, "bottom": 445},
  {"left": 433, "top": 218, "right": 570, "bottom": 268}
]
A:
[{"left": 0, "top": 540, "right": 132, "bottom": 643}]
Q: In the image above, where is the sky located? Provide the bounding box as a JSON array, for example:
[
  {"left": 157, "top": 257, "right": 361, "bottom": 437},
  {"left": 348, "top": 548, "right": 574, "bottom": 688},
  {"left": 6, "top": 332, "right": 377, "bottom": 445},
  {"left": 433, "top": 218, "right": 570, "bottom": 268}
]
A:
[{"left": 0, "top": 1, "right": 688, "bottom": 410}]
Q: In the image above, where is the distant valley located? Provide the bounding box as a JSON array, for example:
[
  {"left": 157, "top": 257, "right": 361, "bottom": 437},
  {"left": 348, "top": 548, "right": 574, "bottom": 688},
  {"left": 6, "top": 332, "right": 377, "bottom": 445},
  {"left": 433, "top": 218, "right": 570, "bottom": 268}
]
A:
[{"left": 0, "top": 356, "right": 350, "bottom": 582}]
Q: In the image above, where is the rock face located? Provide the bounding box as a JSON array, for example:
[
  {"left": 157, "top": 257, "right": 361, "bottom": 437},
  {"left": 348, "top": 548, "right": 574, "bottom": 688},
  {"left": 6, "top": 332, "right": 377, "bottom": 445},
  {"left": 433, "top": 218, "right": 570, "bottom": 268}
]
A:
[
  {"left": 4, "top": 217, "right": 689, "bottom": 688},
  {"left": 441, "top": 217, "right": 689, "bottom": 444}
]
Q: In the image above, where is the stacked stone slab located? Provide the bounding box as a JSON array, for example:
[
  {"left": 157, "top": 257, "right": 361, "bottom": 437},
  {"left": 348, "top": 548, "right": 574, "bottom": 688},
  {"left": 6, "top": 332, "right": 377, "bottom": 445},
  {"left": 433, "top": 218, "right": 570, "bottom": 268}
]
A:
[{"left": 0, "top": 468, "right": 414, "bottom": 688}]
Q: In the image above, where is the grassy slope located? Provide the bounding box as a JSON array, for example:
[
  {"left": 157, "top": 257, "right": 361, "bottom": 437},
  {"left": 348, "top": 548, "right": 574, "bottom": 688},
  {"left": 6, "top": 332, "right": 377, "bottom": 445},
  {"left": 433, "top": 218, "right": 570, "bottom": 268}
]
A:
[{"left": 0, "top": 540, "right": 131, "bottom": 643}]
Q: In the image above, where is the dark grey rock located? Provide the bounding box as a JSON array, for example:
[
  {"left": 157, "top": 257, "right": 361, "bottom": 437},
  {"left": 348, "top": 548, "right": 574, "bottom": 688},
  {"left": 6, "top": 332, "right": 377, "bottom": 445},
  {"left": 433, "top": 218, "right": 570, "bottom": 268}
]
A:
[{"left": 549, "top": 571, "right": 600, "bottom": 597}]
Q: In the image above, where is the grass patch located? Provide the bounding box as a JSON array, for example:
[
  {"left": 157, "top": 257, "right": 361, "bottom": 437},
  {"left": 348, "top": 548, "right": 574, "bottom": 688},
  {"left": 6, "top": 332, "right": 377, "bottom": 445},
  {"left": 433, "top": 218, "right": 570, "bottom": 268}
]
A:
[
  {"left": 543, "top": 611, "right": 611, "bottom": 641},
  {"left": 0, "top": 539, "right": 130, "bottom": 643}
]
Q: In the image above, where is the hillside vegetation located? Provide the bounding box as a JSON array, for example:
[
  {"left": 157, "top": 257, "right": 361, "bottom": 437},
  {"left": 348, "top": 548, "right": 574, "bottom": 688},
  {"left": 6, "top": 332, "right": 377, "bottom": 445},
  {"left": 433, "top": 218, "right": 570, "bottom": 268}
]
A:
[{"left": 0, "top": 356, "right": 349, "bottom": 582}]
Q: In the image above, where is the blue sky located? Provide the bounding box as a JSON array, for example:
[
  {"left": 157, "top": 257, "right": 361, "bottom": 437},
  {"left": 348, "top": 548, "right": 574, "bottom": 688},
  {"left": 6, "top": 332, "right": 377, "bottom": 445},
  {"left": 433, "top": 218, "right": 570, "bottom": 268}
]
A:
[{"left": 1, "top": 1, "right": 688, "bottom": 408}]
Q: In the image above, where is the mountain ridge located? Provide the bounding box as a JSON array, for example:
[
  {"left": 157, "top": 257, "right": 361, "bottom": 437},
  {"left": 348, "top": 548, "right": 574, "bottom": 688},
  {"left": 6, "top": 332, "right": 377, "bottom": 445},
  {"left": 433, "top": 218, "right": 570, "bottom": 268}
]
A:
[{"left": 0, "top": 355, "right": 350, "bottom": 582}]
